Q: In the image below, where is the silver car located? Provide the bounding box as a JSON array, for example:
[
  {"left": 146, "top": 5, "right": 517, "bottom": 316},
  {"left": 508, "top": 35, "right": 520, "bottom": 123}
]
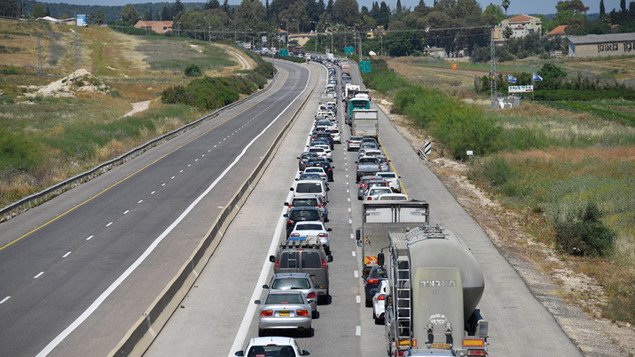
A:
[
  {"left": 264, "top": 273, "right": 319, "bottom": 317},
  {"left": 256, "top": 290, "right": 312, "bottom": 336}
]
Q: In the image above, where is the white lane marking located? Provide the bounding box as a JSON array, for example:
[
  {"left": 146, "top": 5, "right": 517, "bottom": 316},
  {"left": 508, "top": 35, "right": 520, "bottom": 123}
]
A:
[
  {"left": 208, "top": 149, "right": 211, "bottom": 152},
  {"left": 348, "top": 207, "right": 351, "bottom": 212},
  {"left": 62, "top": 252, "right": 72, "bottom": 258},
  {"left": 180, "top": 170, "right": 184, "bottom": 173},
  {"left": 352, "top": 251, "right": 356, "bottom": 257},
  {"left": 37, "top": 65, "right": 312, "bottom": 357},
  {"left": 349, "top": 218, "right": 352, "bottom": 224},
  {"left": 354, "top": 270, "right": 359, "bottom": 278},
  {"left": 356, "top": 295, "right": 361, "bottom": 303},
  {"left": 106, "top": 222, "right": 113, "bottom": 227},
  {"left": 346, "top": 189, "right": 350, "bottom": 193},
  {"left": 202, "top": 154, "right": 205, "bottom": 157},
  {"left": 356, "top": 325, "right": 361, "bottom": 336},
  {"left": 346, "top": 174, "right": 349, "bottom": 178},
  {"left": 345, "top": 167, "right": 348, "bottom": 171},
  {"left": 230, "top": 70, "right": 312, "bottom": 357},
  {"left": 214, "top": 145, "right": 218, "bottom": 148},
  {"left": 350, "top": 233, "right": 354, "bottom": 239},
  {"left": 138, "top": 200, "right": 144, "bottom": 204},
  {"left": 223, "top": 138, "right": 226, "bottom": 141},
  {"left": 187, "top": 164, "right": 191, "bottom": 167},
  {"left": 218, "top": 141, "right": 222, "bottom": 144},
  {"left": 161, "top": 183, "right": 166, "bottom": 187},
  {"left": 34, "top": 272, "right": 44, "bottom": 279},
  {"left": 171, "top": 176, "right": 175, "bottom": 180},
  {"left": 0, "top": 296, "right": 10, "bottom": 304},
  {"left": 86, "top": 235, "right": 94, "bottom": 241},
  {"left": 347, "top": 198, "right": 350, "bottom": 202},
  {"left": 195, "top": 159, "right": 199, "bottom": 162},
  {"left": 123, "top": 210, "right": 129, "bottom": 215},
  {"left": 151, "top": 191, "right": 156, "bottom": 195}
]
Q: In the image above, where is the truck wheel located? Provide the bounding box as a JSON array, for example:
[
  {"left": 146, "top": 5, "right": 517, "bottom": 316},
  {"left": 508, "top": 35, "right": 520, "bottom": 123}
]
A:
[{"left": 365, "top": 298, "right": 372, "bottom": 307}]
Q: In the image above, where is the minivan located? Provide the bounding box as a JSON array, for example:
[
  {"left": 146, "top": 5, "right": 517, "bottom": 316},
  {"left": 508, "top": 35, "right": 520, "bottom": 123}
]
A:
[{"left": 291, "top": 180, "right": 328, "bottom": 202}]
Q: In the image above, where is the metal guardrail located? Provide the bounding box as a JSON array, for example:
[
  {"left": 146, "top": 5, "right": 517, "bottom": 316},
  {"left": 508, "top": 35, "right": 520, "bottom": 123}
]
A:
[
  {"left": 110, "top": 62, "right": 318, "bottom": 356},
  {"left": 0, "top": 75, "right": 278, "bottom": 223}
]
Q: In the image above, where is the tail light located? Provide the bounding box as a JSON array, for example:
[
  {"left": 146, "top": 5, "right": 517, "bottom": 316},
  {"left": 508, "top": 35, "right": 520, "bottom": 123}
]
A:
[
  {"left": 467, "top": 350, "right": 487, "bottom": 356},
  {"left": 359, "top": 183, "right": 363, "bottom": 188},
  {"left": 367, "top": 197, "right": 373, "bottom": 200},
  {"left": 317, "top": 203, "right": 323, "bottom": 208},
  {"left": 367, "top": 278, "right": 380, "bottom": 284},
  {"left": 306, "top": 291, "right": 316, "bottom": 299},
  {"left": 321, "top": 259, "right": 327, "bottom": 268},
  {"left": 328, "top": 168, "right": 332, "bottom": 172},
  {"left": 274, "top": 259, "right": 279, "bottom": 269},
  {"left": 295, "top": 309, "right": 309, "bottom": 317},
  {"left": 287, "top": 219, "right": 295, "bottom": 225},
  {"left": 318, "top": 233, "right": 328, "bottom": 238},
  {"left": 260, "top": 310, "right": 273, "bottom": 317},
  {"left": 378, "top": 294, "right": 386, "bottom": 300}
]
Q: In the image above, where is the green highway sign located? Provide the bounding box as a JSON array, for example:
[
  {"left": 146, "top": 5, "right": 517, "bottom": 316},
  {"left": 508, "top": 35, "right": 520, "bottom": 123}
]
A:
[
  {"left": 279, "top": 48, "right": 289, "bottom": 57},
  {"left": 359, "top": 60, "right": 372, "bottom": 73},
  {"left": 344, "top": 46, "right": 355, "bottom": 55}
]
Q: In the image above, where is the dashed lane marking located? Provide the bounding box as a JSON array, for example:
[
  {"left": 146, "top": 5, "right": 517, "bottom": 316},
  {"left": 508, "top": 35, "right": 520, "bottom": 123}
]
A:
[
  {"left": 352, "top": 251, "right": 356, "bottom": 257},
  {"left": 150, "top": 191, "right": 156, "bottom": 195},
  {"left": 138, "top": 200, "right": 143, "bottom": 204},
  {"left": 356, "top": 325, "right": 361, "bottom": 336},
  {"left": 350, "top": 233, "right": 354, "bottom": 239},
  {"left": 171, "top": 176, "right": 175, "bottom": 180},
  {"left": 354, "top": 270, "right": 359, "bottom": 278},
  {"left": 86, "top": 235, "right": 94, "bottom": 241},
  {"left": 62, "top": 251, "right": 71, "bottom": 258},
  {"left": 161, "top": 183, "right": 166, "bottom": 187},
  {"left": 349, "top": 219, "right": 352, "bottom": 224},
  {"left": 0, "top": 296, "right": 10, "bottom": 304},
  {"left": 106, "top": 222, "right": 113, "bottom": 227},
  {"left": 34, "top": 272, "right": 44, "bottom": 279},
  {"left": 356, "top": 295, "right": 361, "bottom": 303},
  {"left": 123, "top": 210, "right": 129, "bottom": 215}
]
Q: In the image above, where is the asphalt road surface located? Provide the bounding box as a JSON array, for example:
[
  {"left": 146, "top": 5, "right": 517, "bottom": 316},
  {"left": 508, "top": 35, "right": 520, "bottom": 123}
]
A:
[
  {"left": 0, "top": 60, "right": 314, "bottom": 357},
  {"left": 148, "top": 60, "right": 582, "bottom": 357}
]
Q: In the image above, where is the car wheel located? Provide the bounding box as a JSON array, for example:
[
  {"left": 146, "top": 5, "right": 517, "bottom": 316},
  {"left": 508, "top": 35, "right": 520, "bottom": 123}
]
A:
[
  {"left": 258, "top": 328, "right": 266, "bottom": 337},
  {"left": 375, "top": 316, "right": 384, "bottom": 325},
  {"left": 372, "top": 310, "right": 377, "bottom": 319},
  {"left": 312, "top": 310, "right": 320, "bottom": 319},
  {"left": 365, "top": 298, "right": 372, "bottom": 308}
]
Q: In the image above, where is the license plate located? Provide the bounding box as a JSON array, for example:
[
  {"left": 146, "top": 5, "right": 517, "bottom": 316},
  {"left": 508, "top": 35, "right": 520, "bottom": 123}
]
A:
[{"left": 278, "top": 311, "right": 290, "bottom": 317}]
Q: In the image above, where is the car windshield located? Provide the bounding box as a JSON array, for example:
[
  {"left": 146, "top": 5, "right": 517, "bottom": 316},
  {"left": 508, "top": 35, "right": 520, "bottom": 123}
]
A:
[
  {"left": 247, "top": 345, "right": 296, "bottom": 357},
  {"left": 350, "top": 136, "right": 363, "bottom": 141},
  {"left": 296, "top": 224, "right": 323, "bottom": 230},
  {"left": 272, "top": 278, "right": 311, "bottom": 289},
  {"left": 359, "top": 158, "right": 377, "bottom": 164},
  {"left": 302, "top": 252, "right": 322, "bottom": 268},
  {"left": 380, "top": 195, "right": 406, "bottom": 200},
  {"left": 265, "top": 293, "right": 304, "bottom": 304},
  {"left": 296, "top": 183, "right": 323, "bottom": 193},
  {"left": 308, "top": 148, "right": 323, "bottom": 153},
  {"left": 292, "top": 198, "right": 317, "bottom": 206},
  {"left": 299, "top": 174, "right": 321, "bottom": 181},
  {"left": 290, "top": 210, "right": 321, "bottom": 221}
]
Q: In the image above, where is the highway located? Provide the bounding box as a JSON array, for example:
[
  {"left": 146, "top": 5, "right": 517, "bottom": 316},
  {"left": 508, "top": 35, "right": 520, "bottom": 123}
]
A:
[
  {"left": 0, "top": 60, "right": 315, "bottom": 357},
  {"left": 148, "top": 60, "right": 582, "bottom": 357}
]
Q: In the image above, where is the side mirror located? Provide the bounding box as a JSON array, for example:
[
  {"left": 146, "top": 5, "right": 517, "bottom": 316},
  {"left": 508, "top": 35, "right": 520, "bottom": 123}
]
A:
[
  {"left": 356, "top": 228, "right": 361, "bottom": 242},
  {"left": 284, "top": 202, "right": 289, "bottom": 206},
  {"left": 326, "top": 187, "right": 330, "bottom": 191},
  {"left": 235, "top": 351, "right": 245, "bottom": 356},
  {"left": 283, "top": 213, "right": 288, "bottom": 218},
  {"left": 269, "top": 255, "right": 275, "bottom": 262},
  {"left": 254, "top": 299, "right": 261, "bottom": 305},
  {"left": 290, "top": 187, "right": 294, "bottom": 191},
  {"left": 327, "top": 255, "right": 334, "bottom": 262},
  {"left": 262, "top": 284, "right": 269, "bottom": 289},
  {"left": 327, "top": 228, "right": 332, "bottom": 232},
  {"left": 377, "top": 252, "right": 385, "bottom": 267},
  {"left": 301, "top": 350, "right": 311, "bottom": 356},
  {"left": 296, "top": 156, "right": 300, "bottom": 159}
]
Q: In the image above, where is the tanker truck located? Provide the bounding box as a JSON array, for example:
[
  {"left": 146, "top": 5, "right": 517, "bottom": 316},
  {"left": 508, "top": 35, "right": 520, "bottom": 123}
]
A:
[{"left": 377, "top": 224, "right": 489, "bottom": 357}]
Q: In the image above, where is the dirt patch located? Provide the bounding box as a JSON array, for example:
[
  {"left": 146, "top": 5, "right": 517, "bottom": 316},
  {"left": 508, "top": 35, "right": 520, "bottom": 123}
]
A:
[
  {"left": 25, "top": 68, "right": 109, "bottom": 98},
  {"left": 211, "top": 43, "right": 256, "bottom": 75},
  {"left": 377, "top": 94, "right": 635, "bottom": 355},
  {"left": 124, "top": 100, "right": 151, "bottom": 117}
]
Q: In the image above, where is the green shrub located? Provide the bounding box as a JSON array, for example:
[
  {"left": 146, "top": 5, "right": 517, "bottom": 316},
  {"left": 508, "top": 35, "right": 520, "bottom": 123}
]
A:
[
  {"left": 0, "top": 129, "right": 45, "bottom": 173},
  {"left": 555, "top": 203, "right": 617, "bottom": 257},
  {"left": 0, "top": 66, "right": 20, "bottom": 75},
  {"left": 184, "top": 64, "right": 202, "bottom": 77},
  {"left": 161, "top": 85, "right": 193, "bottom": 106},
  {"left": 361, "top": 59, "right": 408, "bottom": 94}
]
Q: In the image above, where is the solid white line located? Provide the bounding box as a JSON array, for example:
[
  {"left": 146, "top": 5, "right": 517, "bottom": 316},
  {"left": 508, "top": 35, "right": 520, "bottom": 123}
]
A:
[
  {"left": 62, "top": 252, "right": 71, "bottom": 258},
  {"left": 356, "top": 325, "right": 361, "bottom": 336},
  {"left": 354, "top": 270, "right": 359, "bottom": 278},
  {"left": 138, "top": 200, "right": 144, "bottom": 204},
  {"left": 123, "top": 210, "right": 129, "bottom": 215},
  {"left": 86, "top": 235, "right": 94, "bottom": 241},
  {"left": 0, "top": 296, "right": 10, "bottom": 304},
  {"left": 37, "top": 64, "right": 312, "bottom": 357},
  {"left": 356, "top": 295, "right": 361, "bottom": 303},
  {"left": 106, "top": 222, "right": 113, "bottom": 227},
  {"left": 352, "top": 251, "right": 356, "bottom": 257},
  {"left": 34, "top": 272, "right": 44, "bottom": 279}
]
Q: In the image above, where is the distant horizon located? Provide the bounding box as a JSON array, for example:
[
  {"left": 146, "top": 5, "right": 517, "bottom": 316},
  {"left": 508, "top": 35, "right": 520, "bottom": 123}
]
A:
[{"left": 35, "top": 0, "right": 625, "bottom": 16}]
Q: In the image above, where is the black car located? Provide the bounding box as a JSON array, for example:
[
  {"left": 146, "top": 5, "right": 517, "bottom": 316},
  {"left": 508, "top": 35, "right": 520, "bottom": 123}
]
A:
[
  {"left": 298, "top": 152, "right": 318, "bottom": 171},
  {"left": 364, "top": 266, "right": 388, "bottom": 307},
  {"left": 311, "top": 132, "right": 334, "bottom": 149},
  {"left": 284, "top": 207, "right": 324, "bottom": 237},
  {"left": 306, "top": 158, "right": 333, "bottom": 182}
]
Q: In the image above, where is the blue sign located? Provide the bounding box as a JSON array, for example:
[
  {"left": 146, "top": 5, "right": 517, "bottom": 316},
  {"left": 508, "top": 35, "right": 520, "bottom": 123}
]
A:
[
  {"left": 279, "top": 48, "right": 289, "bottom": 57},
  {"left": 76, "top": 14, "right": 87, "bottom": 27},
  {"left": 359, "top": 60, "right": 372, "bottom": 73},
  {"left": 344, "top": 46, "right": 355, "bottom": 55}
]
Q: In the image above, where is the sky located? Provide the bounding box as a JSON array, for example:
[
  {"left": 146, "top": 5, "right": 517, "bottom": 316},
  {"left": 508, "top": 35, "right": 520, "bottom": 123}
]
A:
[{"left": 39, "top": 0, "right": 625, "bottom": 16}]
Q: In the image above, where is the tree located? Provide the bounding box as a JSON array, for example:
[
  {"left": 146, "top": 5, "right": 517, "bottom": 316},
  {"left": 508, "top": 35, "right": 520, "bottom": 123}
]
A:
[
  {"left": 501, "top": 0, "right": 510, "bottom": 15},
  {"left": 234, "top": 0, "right": 268, "bottom": 31},
  {"left": 333, "top": 0, "right": 359, "bottom": 27},
  {"left": 174, "top": 0, "right": 185, "bottom": 16},
  {"left": 222, "top": 0, "right": 230, "bottom": 14},
  {"left": 32, "top": 3, "right": 47, "bottom": 18},
  {"left": 414, "top": 0, "right": 429, "bottom": 15},
  {"left": 621, "top": 0, "right": 626, "bottom": 12},
  {"left": 385, "top": 30, "right": 424, "bottom": 56},
  {"left": 396, "top": 0, "right": 403, "bottom": 14},
  {"left": 483, "top": 3, "right": 505, "bottom": 25},
  {"left": 121, "top": 4, "right": 140, "bottom": 25},
  {"left": 0, "top": 0, "right": 19, "bottom": 17},
  {"left": 143, "top": 9, "right": 153, "bottom": 21},
  {"left": 96, "top": 10, "right": 106, "bottom": 24},
  {"left": 377, "top": 1, "right": 390, "bottom": 28},
  {"left": 205, "top": 0, "right": 221, "bottom": 10},
  {"left": 326, "top": 0, "right": 334, "bottom": 15},
  {"left": 599, "top": 0, "right": 605, "bottom": 16},
  {"left": 556, "top": 0, "right": 588, "bottom": 14}
]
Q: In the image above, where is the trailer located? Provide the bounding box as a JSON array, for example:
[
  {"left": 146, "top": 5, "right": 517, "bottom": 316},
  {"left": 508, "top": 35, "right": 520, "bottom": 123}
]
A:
[{"left": 352, "top": 109, "right": 379, "bottom": 139}]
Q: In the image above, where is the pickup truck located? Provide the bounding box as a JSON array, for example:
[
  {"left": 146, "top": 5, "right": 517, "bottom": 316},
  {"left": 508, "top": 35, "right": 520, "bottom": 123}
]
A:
[{"left": 355, "top": 156, "right": 382, "bottom": 182}]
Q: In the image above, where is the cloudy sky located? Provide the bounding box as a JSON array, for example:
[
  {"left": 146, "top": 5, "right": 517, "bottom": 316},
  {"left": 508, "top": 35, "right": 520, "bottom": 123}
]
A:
[{"left": 39, "top": 0, "right": 624, "bottom": 15}]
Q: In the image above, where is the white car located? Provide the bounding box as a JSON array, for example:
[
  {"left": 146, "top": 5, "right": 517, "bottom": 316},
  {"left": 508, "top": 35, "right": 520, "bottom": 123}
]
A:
[
  {"left": 372, "top": 280, "right": 389, "bottom": 325},
  {"left": 358, "top": 149, "right": 382, "bottom": 160},
  {"left": 288, "top": 221, "right": 332, "bottom": 249},
  {"left": 364, "top": 187, "right": 393, "bottom": 201},
  {"left": 376, "top": 193, "right": 408, "bottom": 201},
  {"left": 303, "top": 167, "right": 328, "bottom": 182},
  {"left": 235, "top": 336, "right": 310, "bottom": 356},
  {"left": 376, "top": 171, "right": 401, "bottom": 192},
  {"left": 326, "top": 129, "right": 341, "bottom": 143},
  {"left": 307, "top": 146, "right": 331, "bottom": 161}
]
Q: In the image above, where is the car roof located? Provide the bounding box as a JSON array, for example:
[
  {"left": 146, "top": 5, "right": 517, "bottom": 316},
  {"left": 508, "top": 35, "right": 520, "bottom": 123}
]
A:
[
  {"left": 294, "top": 221, "right": 324, "bottom": 226},
  {"left": 267, "top": 289, "right": 304, "bottom": 295},
  {"left": 295, "top": 179, "right": 323, "bottom": 184},
  {"left": 248, "top": 336, "right": 295, "bottom": 345}
]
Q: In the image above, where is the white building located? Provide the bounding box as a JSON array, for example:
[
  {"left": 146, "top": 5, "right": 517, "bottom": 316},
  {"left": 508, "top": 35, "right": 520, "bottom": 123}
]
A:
[{"left": 500, "top": 14, "right": 542, "bottom": 39}]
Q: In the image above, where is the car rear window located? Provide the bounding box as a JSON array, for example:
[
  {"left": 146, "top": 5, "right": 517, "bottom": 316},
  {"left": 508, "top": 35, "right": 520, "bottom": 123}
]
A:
[
  {"left": 302, "top": 252, "right": 322, "bottom": 268},
  {"left": 370, "top": 188, "right": 392, "bottom": 194},
  {"left": 272, "top": 278, "right": 311, "bottom": 289},
  {"left": 265, "top": 293, "right": 304, "bottom": 304},
  {"left": 379, "top": 173, "right": 396, "bottom": 178},
  {"left": 290, "top": 209, "right": 321, "bottom": 221},
  {"left": 296, "top": 223, "right": 323, "bottom": 230},
  {"left": 247, "top": 345, "right": 294, "bottom": 357},
  {"left": 292, "top": 198, "right": 318, "bottom": 206},
  {"left": 359, "top": 157, "right": 377, "bottom": 164},
  {"left": 296, "top": 183, "right": 323, "bottom": 193}
]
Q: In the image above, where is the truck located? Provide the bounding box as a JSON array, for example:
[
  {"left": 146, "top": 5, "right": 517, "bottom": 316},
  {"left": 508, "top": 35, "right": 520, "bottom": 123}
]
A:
[
  {"left": 379, "top": 225, "right": 489, "bottom": 357},
  {"left": 352, "top": 109, "right": 378, "bottom": 139},
  {"left": 346, "top": 93, "right": 371, "bottom": 125}
]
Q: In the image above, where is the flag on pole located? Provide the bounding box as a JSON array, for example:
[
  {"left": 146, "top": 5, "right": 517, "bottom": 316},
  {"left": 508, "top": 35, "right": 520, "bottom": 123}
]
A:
[
  {"left": 532, "top": 73, "right": 543, "bottom": 81},
  {"left": 507, "top": 74, "right": 517, "bottom": 84}
]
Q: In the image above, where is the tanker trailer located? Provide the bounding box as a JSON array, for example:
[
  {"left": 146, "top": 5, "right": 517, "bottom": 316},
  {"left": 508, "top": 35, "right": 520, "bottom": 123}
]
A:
[{"left": 379, "top": 224, "right": 489, "bottom": 356}]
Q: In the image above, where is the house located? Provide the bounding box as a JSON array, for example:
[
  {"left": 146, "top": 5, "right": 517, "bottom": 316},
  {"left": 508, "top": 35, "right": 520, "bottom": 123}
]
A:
[
  {"left": 547, "top": 25, "right": 567, "bottom": 38},
  {"left": 424, "top": 47, "right": 447, "bottom": 59},
  {"left": 133, "top": 21, "right": 173, "bottom": 34},
  {"left": 568, "top": 32, "right": 635, "bottom": 58},
  {"left": 500, "top": 14, "right": 542, "bottom": 39}
]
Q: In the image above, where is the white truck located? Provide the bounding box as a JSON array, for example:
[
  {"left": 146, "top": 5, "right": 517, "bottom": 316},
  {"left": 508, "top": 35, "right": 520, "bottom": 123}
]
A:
[
  {"left": 352, "top": 109, "right": 379, "bottom": 140},
  {"left": 378, "top": 225, "right": 489, "bottom": 357}
]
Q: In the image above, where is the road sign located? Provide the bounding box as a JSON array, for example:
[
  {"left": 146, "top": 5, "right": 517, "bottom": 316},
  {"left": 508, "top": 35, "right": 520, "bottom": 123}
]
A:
[
  {"left": 508, "top": 85, "right": 533, "bottom": 93},
  {"left": 279, "top": 48, "right": 289, "bottom": 57},
  {"left": 344, "top": 46, "right": 355, "bottom": 55},
  {"left": 359, "top": 60, "right": 371, "bottom": 73}
]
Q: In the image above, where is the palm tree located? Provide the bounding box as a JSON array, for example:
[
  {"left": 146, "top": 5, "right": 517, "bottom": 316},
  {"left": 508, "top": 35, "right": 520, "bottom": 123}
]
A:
[{"left": 502, "top": 0, "right": 510, "bottom": 15}]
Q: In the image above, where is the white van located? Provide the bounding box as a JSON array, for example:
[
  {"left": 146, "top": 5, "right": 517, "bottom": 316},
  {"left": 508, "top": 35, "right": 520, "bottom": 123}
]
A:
[{"left": 291, "top": 180, "right": 328, "bottom": 202}]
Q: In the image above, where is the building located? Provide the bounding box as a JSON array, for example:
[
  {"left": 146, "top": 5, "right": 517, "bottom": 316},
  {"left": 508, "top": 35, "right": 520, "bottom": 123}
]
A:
[
  {"left": 424, "top": 47, "right": 447, "bottom": 59},
  {"left": 547, "top": 25, "right": 567, "bottom": 39},
  {"left": 500, "top": 14, "right": 542, "bottom": 39},
  {"left": 568, "top": 32, "right": 635, "bottom": 58},
  {"left": 133, "top": 21, "right": 173, "bottom": 34}
]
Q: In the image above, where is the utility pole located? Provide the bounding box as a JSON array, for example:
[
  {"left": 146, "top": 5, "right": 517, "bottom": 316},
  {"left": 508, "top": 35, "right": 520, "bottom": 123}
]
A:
[
  {"left": 358, "top": 31, "right": 363, "bottom": 59},
  {"left": 489, "top": 27, "right": 497, "bottom": 106},
  {"left": 73, "top": 30, "right": 81, "bottom": 70},
  {"left": 380, "top": 33, "right": 383, "bottom": 57},
  {"left": 36, "top": 33, "right": 43, "bottom": 76}
]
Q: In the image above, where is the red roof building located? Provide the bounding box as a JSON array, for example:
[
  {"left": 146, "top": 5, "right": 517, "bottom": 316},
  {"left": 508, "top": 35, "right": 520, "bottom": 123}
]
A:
[
  {"left": 547, "top": 25, "right": 568, "bottom": 38},
  {"left": 134, "top": 21, "right": 173, "bottom": 34}
]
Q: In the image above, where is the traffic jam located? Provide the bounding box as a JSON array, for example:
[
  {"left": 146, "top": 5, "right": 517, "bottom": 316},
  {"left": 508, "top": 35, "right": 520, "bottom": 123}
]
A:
[{"left": 235, "top": 59, "right": 407, "bottom": 357}]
